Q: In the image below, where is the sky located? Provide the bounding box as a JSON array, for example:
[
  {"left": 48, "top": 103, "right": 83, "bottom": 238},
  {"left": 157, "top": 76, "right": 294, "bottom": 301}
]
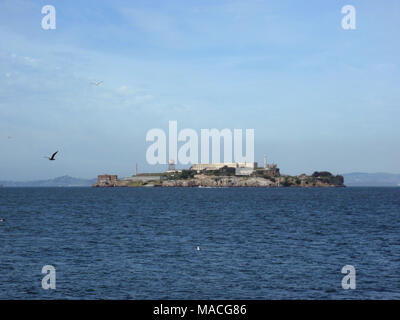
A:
[{"left": 0, "top": 0, "right": 399, "bottom": 180}]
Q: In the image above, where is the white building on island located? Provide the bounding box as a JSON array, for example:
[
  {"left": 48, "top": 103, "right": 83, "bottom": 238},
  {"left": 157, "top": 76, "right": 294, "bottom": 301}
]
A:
[{"left": 190, "top": 162, "right": 257, "bottom": 172}]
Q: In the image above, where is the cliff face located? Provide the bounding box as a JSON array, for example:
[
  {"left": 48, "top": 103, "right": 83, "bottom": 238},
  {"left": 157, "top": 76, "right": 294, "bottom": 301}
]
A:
[
  {"left": 93, "top": 179, "right": 146, "bottom": 187},
  {"left": 162, "top": 175, "right": 275, "bottom": 187},
  {"left": 161, "top": 174, "right": 344, "bottom": 188}
]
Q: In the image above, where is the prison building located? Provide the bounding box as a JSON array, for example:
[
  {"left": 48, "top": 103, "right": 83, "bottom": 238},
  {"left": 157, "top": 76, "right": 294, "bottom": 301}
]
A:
[{"left": 190, "top": 162, "right": 258, "bottom": 172}]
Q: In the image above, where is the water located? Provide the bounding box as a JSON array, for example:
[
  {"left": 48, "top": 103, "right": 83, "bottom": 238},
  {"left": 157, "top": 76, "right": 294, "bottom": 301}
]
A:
[{"left": 0, "top": 187, "right": 399, "bottom": 299}]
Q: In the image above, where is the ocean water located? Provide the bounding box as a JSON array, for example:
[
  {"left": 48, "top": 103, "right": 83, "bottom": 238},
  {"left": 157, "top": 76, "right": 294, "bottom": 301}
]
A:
[{"left": 0, "top": 187, "right": 399, "bottom": 300}]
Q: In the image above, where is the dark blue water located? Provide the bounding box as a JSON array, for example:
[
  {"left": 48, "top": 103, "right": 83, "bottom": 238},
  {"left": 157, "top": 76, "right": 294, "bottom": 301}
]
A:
[{"left": 0, "top": 187, "right": 399, "bottom": 299}]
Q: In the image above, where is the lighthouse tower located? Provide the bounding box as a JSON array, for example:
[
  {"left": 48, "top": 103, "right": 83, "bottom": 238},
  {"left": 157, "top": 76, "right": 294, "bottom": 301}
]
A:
[{"left": 168, "top": 160, "right": 176, "bottom": 171}]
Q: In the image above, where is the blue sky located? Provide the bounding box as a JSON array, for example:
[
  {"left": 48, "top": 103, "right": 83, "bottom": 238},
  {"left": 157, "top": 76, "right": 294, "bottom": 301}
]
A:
[{"left": 0, "top": 0, "right": 399, "bottom": 180}]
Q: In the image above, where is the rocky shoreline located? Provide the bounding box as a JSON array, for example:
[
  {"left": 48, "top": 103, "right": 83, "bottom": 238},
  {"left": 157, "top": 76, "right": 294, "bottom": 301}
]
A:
[
  {"left": 93, "top": 171, "right": 345, "bottom": 188},
  {"left": 161, "top": 174, "right": 344, "bottom": 187}
]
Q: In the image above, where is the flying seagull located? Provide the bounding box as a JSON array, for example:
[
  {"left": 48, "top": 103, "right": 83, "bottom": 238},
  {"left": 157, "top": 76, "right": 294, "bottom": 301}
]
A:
[
  {"left": 45, "top": 151, "right": 58, "bottom": 161},
  {"left": 91, "top": 80, "right": 103, "bottom": 86}
]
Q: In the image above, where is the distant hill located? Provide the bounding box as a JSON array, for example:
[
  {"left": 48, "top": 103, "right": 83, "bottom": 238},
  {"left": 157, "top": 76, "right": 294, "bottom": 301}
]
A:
[
  {"left": 342, "top": 172, "right": 400, "bottom": 187},
  {"left": 0, "top": 175, "right": 96, "bottom": 187}
]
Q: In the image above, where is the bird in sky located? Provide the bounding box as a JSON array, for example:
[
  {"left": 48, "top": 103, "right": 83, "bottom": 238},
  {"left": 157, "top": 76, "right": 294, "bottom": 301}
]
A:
[
  {"left": 45, "top": 151, "right": 58, "bottom": 161},
  {"left": 91, "top": 80, "right": 103, "bottom": 86},
  {"left": 7, "top": 136, "right": 12, "bottom": 139}
]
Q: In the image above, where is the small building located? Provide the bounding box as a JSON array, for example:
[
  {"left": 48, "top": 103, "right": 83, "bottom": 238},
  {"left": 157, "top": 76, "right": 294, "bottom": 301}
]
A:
[
  {"left": 235, "top": 167, "right": 254, "bottom": 176},
  {"left": 256, "top": 166, "right": 281, "bottom": 177},
  {"left": 94, "top": 174, "right": 118, "bottom": 187}
]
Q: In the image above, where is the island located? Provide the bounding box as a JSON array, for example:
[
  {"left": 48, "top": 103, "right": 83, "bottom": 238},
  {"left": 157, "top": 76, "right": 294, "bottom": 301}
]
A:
[{"left": 92, "top": 161, "right": 344, "bottom": 188}]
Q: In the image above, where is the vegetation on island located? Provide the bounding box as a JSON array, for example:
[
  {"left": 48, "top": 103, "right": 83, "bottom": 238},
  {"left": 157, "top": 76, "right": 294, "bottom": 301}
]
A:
[
  {"left": 160, "top": 167, "right": 344, "bottom": 187},
  {"left": 94, "top": 168, "right": 345, "bottom": 188},
  {"left": 278, "top": 172, "right": 344, "bottom": 187},
  {"left": 164, "top": 170, "right": 196, "bottom": 180}
]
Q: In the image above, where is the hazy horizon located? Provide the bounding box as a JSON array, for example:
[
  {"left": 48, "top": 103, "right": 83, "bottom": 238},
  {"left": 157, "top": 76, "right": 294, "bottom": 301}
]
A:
[
  {"left": 1, "top": 0, "right": 399, "bottom": 180},
  {"left": 2, "top": 171, "right": 400, "bottom": 183}
]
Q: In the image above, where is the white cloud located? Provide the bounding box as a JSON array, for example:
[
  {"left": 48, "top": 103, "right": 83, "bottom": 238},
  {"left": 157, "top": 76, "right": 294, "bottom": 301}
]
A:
[
  {"left": 8, "top": 52, "right": 38, "bottom": 67},
  {"left": 22, "top": 56, "right": 38, "bottom": 67}
]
